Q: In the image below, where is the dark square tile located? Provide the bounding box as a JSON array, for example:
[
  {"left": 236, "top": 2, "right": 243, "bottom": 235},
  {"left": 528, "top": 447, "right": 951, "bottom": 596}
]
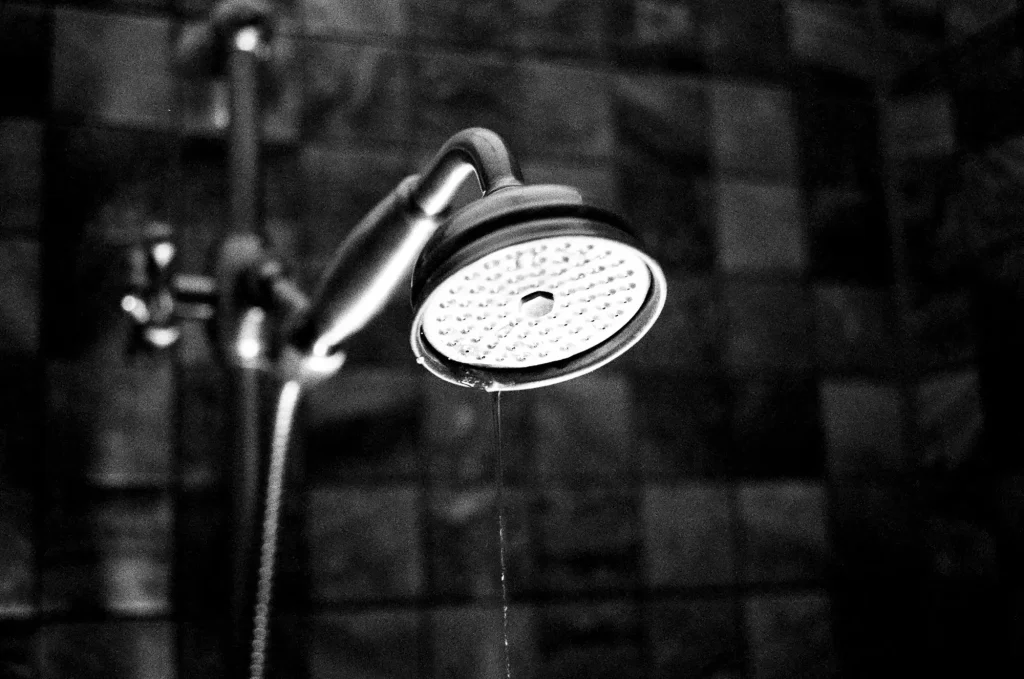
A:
[
  {"left": 830, "top": 580, "right": 928, "bottom": 675},
  {"left": 0, "top": 4, "right": 49, "bottom": 117},
  {"left": 745, "top": 593, "right": 836, "bottom": 679},
  {"left": 647, "top": 598, "right": 743, "bottom": 679},
  {"left": 40, "top": 622, "right": 174, "bottom": 679},
  {"left": 51, "top": 126, "right": 175, "bottom": 229},
  {"left": 795, "top": 91, "right": 878, "bottom": 192},
  {"left": 787, "top": 1, "right": 879, "bottom": 78},
  {"left": 514, "top": 61, "right": 613, "bottom": 159},
  {"left": 615, "top": 72, "right": 709, "bottom": 172},
  {"left": 177, "top": 621, "right": 226, "bottom": 678},
  {"left": 432, "top": 605, "right": 536, "bottom": 679},
  {"left": 916, "top": 492, "right": 1011, "bottom": 670},
  {"left": 728, "top": 377, "right": 824, "bottom": 478},
  {"left": 830, "top": 482, "right": 924, "bottom": 579},
  {"left": 634, "top": 372, "right": 732, "bottom": 479},
  {"left": 300, "top": 146, "right": 411, "bottom": 274},
  {"left": 411, "top": 51, "right": 520, "bottom": 150},
  {"left": 918, "top": 502, "right": 1000, "bottom": 584},
  {"left": 536, "top": 600, "right": 642, "bottom": 679},
  {"left": 723, "top": 281, "right": 813, "bottom": 373},
  {"left": 0, "top": 483, "right": 34, "bottom": 616},
  {"left": 947, "top": 140, "right": 1024, "bottom": 282},
  {"left": 51, "top": 9, "right": 173, "bottom": 128},
  {"left": 989, "top": 475, "right": 1024, "bottom": 557},
  {"left": 612, "top": 0, "right": 707, "bottom": 70},
  {"left": 176, "top": 492, "right": 230, "bottom": 616},
  {"left": 172, "top": 139, "right": 226, "bottom": 275},
  {"left": 411, "top": 0, "right": 516, "bottom": 49},
  {"left": 820, "top": 379, "right": 906, "bottom": 477},
  {"left": 739, "top": 481, "right": 828, "bottom": 583},
  {"left": 814, "top": 285, "right": 901, "bottom": 375},
  {"left": 914, "top": 368, "right": 984, "bottom": 473},
  {"left": 704, "top": 0, "right": 790, "bottom": 78},
  {"left": 806, "top": 187, "right": 891, "bottom": 284},
  {"left": 180, "top": 30, "right": 301, "bottom": 143},
  {"left": 303, "top": 0, "right": 407, "bottom": 36},
  {"left": 895, "top": 154, "right": 949, "bottom": 228},
  {"left": 42, "top": 491, "right": 172, "bottom": 614},
  {"left": 714, "top": 180, "right": 806, "bottom": 273},
  {"left": 0, "top": 119, "right": 44, "bottom": 235},
  {"left": 886, "top": 92, "right": 956, "bottom": 160},
  {"left": 882, "top": 0, "right": 946, "bottom": 66},
  {"left": 900, "top": 170, "right": 977, "bottom": 371},
  {"left": 944, "top": 0, "right": 1015, "bottom": 40},
  {"left": 710, "top": 81, "right": 798, "bottom": 180},
  {"left": 306, "top": 486, "right": 423, "bottom": 602},
  {"left": 262, "top": 146, "right": 304, "bottom": 265},
  {"left": 531, "top": 372, "right": 637, "bottom": 483},
  {"left": 625, "top": 275, "right": 720, "bottom": 370},
  {"left": 643, "top": 484, "right": 734, "bottom": 587},
  {"left": 537, "top": 488, "right": 639, "bottom": 593},
  {"left": 0, "top": 239, "right": 40, "bottom": 355},
  {"left": 914, "top": 576, "right": 1009, "bottom": 676},
  {"left": 427, "top": 487, "right": 531, "bottom": 598},
  {"left": 421, "top": 380, "right": 532, "bottom": 484},
  {"left": 0, "top": 628, "right": 34, "bottom": 679},
  {"left": 0, "top": 357, "right": 42, "bottom": 488},
  {"left": 617, "top": 165, "right": 715, "bottom": 272},
  {"left": 302, "top": 41, "right": 409, "bottom": 145},
  {"left": 944, "top": 1, "right": 1021, "bottom": 92},
  {"left": 302, "top": 367, "right": 422, "bottom": 483},
  {"left": 309, "top": 611, "right": 420, "bottom": 679},
  {"left": 514, "top": 0, "right": 610, "bottom": 59},
  {"left": 47, "top": 358, "right": 173, "bottom": 488}
]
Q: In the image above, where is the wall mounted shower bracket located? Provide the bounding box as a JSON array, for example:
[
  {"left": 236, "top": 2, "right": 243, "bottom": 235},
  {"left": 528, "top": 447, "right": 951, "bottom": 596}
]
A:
[{"left": 121, "top": 229, "right": 311, "bottom": 367}]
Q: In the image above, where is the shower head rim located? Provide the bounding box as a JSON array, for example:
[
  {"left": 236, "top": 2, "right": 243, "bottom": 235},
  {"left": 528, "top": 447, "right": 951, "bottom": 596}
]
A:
[
  {"left": 410, "top": 183, "right": 632, "bottom": 305},
  {"left": 411, "top": 215, "right": 644, "bottom": 313},
  {"left": 409, "top": 226, "right": 667, "bottom": 392}
]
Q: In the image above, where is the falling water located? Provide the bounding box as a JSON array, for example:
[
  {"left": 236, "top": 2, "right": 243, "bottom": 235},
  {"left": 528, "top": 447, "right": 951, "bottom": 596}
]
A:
[{"left": 491, "top": 390, "right": 512, "bottom": 679}]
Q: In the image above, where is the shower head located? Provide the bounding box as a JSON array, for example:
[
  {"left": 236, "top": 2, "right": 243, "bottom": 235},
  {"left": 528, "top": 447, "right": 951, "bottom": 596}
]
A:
[
  {"left": 409, "top": 183, "right": 666, "bottom": 391},
  {"left": 284, "top": 128, "right": 665, "bottom": 389}
]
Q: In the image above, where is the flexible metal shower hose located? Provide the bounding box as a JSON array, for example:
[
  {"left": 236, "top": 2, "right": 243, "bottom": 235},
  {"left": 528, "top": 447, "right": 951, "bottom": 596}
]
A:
[{"left": 249, "top": 379, "right": 302, "bottom": 679}]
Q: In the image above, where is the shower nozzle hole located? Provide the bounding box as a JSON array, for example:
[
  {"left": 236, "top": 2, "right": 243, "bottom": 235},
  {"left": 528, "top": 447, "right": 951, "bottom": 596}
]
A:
[{"left": 520, "top": 290, "right": 555, "bottom": 318}]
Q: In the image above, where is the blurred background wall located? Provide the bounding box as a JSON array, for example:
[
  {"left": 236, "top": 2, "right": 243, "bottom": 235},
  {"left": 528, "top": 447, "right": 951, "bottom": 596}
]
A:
[{"left": 2, "top": 0, "right": 1023, "bottom": 677}]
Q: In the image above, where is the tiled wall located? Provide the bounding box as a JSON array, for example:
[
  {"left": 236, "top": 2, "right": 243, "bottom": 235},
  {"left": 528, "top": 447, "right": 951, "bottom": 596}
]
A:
[{"left": 2, "top": 0, "right": 1023, "bottom": 677}]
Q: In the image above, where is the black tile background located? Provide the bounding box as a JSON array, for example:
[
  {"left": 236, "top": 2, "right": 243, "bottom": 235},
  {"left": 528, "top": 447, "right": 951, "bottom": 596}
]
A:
[{"left": 2, "top": 0, "right": 1024, "bottom": 677}]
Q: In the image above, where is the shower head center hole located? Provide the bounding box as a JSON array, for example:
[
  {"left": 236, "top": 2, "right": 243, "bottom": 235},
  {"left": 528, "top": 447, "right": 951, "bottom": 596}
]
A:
[{"left": 520, "top": 290, "right": 555, "bottom": 318}]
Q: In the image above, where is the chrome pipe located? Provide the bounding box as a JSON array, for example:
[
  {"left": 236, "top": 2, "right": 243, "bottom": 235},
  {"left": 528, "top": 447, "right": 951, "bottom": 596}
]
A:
[
  {"left": 285, "top": 128, "right": 525, "bottom": 376},
  {"left": 228, "top": 25, "right": 266, "bottom": 236}
]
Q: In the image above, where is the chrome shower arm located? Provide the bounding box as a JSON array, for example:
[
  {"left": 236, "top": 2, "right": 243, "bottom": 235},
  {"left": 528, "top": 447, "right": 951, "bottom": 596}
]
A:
[
  {"left": 411, "top": 127, "right": 524, "bottom": 216},
  {"left": 285, "top": 175, "right": 439, "bottom": 364},
  {"left": 285, "top": 129, "right": 524, "bottom": 374}
]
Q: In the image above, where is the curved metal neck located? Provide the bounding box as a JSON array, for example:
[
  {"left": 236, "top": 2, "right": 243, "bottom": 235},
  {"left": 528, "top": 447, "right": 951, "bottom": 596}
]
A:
[{"left": 412, "top": 128, "right": 524, "bottom": 217}]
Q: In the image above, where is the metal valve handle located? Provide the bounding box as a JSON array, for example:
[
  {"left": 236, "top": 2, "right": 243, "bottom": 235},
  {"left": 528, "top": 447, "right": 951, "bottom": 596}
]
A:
[{"left": 121, "top": 222, "right": 218, "bottom": 350}]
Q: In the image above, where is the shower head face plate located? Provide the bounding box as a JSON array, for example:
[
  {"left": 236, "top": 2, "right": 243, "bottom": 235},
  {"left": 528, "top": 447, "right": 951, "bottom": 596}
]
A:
[
  {"left": 410, "top": 183, "right": 666, "bottom": 391},
  {"left": 419, "top": 235, "right": 652, "bottom": 368}
]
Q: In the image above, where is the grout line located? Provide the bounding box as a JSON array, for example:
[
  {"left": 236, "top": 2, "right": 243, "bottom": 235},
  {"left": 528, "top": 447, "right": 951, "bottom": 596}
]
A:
[
  {"left": 727, "top": 479, "right": 752, "bottom": 679},
  {"left": 31, "top": 3, "right": 58, "bottom": 673},
  {"left": 168, "top": 18, "right": 189, "bottom": 674}
]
